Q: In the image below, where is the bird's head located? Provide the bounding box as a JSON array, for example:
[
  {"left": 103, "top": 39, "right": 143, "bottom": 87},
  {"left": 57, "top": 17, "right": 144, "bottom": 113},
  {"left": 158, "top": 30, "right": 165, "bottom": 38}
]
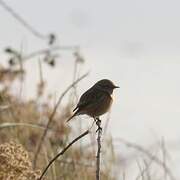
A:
[{"left": 94, "top": 79, "right": 119, "bottom": 94}]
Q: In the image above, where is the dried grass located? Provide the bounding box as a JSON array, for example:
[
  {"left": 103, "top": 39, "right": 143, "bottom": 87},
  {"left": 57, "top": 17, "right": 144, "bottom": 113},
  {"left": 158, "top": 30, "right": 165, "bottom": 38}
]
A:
[{"left": 0, "top": 141, "right": 41, "bottom": 180}]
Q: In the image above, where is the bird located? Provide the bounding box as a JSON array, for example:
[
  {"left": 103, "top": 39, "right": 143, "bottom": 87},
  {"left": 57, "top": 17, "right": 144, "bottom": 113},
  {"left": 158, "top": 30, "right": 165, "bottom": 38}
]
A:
[{"left": 66, "top": 79, "right": 119, "bottom": 122}]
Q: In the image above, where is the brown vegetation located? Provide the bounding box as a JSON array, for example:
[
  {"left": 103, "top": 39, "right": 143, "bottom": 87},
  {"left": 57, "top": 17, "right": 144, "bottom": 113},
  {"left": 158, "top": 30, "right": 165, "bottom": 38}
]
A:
[{"left": 0, "top": 60, "right": 116, "bottom": 180}]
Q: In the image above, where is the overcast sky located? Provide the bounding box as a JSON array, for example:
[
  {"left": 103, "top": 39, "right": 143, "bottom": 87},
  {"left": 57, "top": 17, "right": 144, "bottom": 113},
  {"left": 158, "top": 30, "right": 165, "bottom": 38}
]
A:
[{"left": 1, "top": 0, "right": 180, "bottom": 178}]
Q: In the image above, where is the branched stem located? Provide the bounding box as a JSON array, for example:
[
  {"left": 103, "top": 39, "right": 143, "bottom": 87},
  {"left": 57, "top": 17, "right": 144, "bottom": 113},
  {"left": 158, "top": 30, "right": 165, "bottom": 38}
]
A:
[{"left": 96, "top": 118, "right": 102, "bottom": 180}]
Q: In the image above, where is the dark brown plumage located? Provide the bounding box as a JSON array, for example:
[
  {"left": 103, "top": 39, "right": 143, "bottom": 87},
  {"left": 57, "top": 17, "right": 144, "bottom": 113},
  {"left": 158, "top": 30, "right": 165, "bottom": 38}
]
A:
[{"left": 66, "top": 79, "right": 119, "bottom": 122}]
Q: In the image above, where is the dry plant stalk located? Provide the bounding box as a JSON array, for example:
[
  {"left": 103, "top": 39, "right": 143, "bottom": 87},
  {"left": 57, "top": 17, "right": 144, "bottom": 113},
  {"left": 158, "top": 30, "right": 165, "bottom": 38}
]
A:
[
  {"left": 0, "top": 3, "right": 116, "bottom": 179},
  {"left": 38, "top": 119, "right": 104, "bottom": 180},
  {"left": 118, "top": 137, "right": 176, "bottom": 180},
  {"left": 38, "top": 130, "right": 89, "bottom": 180},
  {"left": 0, "top": 0, "right": 48, "bottom": 40},
  {"left": 96, "top": 118, "right": 102, "bottom": 180},
  {"left": 33, "top": 72, "right": 89, "bottom": 168}
]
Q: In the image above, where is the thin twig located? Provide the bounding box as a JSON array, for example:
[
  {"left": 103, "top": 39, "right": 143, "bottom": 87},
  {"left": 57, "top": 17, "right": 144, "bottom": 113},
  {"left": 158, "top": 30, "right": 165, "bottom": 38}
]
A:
[
  {"left": 23, "top": 46, "right": 79, "bottom": 61},
  {"left": 0, "top": 122, "right": 51, "bottom": 131},
  {"left": 37, "top": 58, "right": 45, "bottom": 98},
  {"left": 136, "top": 159, "right": 149, "bottom": 180},
  {"left": 117, "top": 138, "right": 176, "bottom": 180},
  {"left": 33, "top": 72, "right": 89, "bottom": 168},
  {"left": 57, "top": 159, "right": 94, "bottom": 168},
  {"left": 136, "top": 158, "right": 145, "bottom": 180},
  {"left": 0, "top": 0, "right": 47, "bottom": 40},
  {"left": 143, "top": 159, "right": 152, "bottom": 180},
  {"left": 135, "top": 157, "right": 153, "bottom": 180},
  {"left": 96, "top": 118, "right": 102, "bottom": 180},
  {"left": 38, "top": 59, "right": 44, "bottom": 86},
  {"left": 161, "top": 137, "right": 168, "bottom": 180},
  {"left": 103, "top": 111, "right": 111, "bottom": 136},
  {"left": 38, "top": 130, "right": 89, "bottom": 180},
  {"left": 49, "top": 141, "right": 57, "bottom": 180}
]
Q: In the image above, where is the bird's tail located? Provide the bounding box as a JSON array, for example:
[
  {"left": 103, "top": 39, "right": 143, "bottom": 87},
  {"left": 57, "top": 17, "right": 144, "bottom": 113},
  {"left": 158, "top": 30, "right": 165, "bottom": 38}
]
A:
[{"left": 66, "top": 111, "right": 78, "bottom": 122}]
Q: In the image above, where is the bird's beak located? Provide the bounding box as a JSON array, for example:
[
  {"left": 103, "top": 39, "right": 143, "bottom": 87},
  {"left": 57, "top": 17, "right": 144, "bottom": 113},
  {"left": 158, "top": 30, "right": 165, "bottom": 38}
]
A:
[{"left": 113, "top": 85, "right": 120, "bottom": 89}]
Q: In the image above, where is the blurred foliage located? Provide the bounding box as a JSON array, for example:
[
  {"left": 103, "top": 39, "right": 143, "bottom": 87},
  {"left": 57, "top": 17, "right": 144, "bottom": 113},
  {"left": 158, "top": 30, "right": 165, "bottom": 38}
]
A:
[
  {"left": 0, "top": 56, "right": 117, "bottom": 180},
  {"left": 0, "top": 141, "right": 41, "bottom": 180}
]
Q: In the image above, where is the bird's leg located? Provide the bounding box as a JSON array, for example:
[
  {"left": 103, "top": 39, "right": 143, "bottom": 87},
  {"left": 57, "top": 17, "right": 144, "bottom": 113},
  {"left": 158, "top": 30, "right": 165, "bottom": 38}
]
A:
[{"left": 95, "top": 117, "right": 102, "bottom": 133}]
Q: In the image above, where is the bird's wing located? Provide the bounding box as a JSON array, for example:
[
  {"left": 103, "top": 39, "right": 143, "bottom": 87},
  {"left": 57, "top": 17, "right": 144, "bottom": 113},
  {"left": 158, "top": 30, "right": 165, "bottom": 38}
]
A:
[
  {"left": 74, "top": 88, "right": 107, "bottom": 111},
  {"left": 73, "top": 88, "right": 92, "bottom": 111}
]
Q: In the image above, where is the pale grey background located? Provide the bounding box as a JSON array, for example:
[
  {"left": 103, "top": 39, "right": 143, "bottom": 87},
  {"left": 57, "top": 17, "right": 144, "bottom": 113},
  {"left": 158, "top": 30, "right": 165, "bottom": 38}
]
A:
[{"left": 1, "top": 0, "right": 180, "bottom": 179}]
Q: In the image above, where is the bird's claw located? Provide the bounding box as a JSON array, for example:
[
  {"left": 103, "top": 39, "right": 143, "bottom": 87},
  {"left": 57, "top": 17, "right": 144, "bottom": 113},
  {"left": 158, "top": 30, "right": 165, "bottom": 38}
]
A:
[
  {"left": 95, "top": 118, "right": 102, "bottom": 133},
  {"left": 96, "top": 126, "right": 102, "bottom": 133}
]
